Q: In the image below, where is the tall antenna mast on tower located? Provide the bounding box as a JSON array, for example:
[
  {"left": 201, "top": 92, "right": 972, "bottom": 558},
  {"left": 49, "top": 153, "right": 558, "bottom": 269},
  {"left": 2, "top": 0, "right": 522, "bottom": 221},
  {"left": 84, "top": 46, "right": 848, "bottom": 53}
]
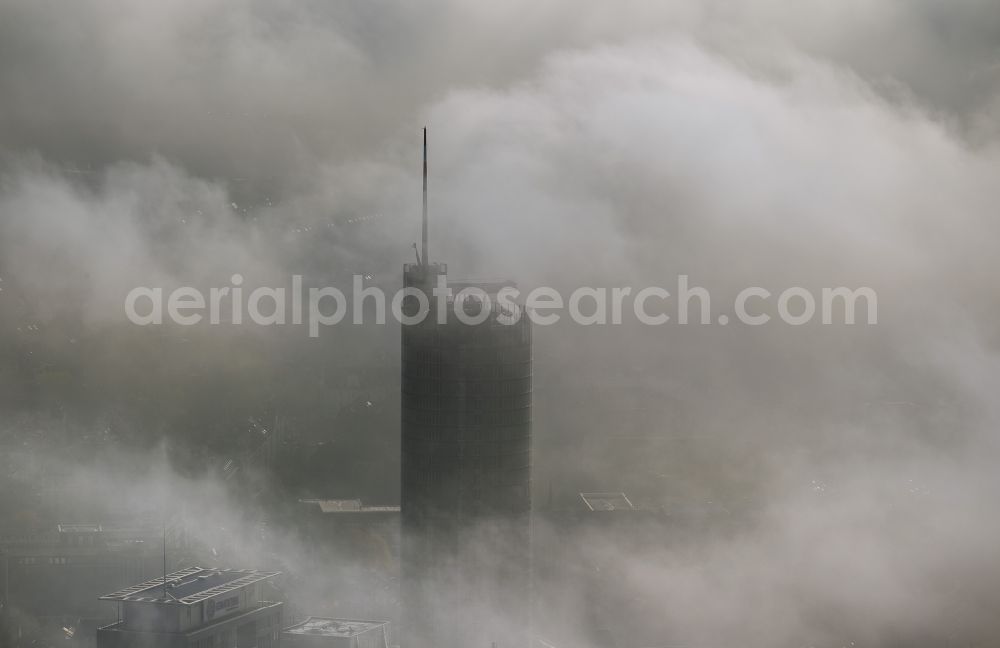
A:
[
  {"left": 422, "top": 127, "right": 428, "bottom": 267},
  {"left": 162, "top": 517, "right": 167, "bottom": 598}
]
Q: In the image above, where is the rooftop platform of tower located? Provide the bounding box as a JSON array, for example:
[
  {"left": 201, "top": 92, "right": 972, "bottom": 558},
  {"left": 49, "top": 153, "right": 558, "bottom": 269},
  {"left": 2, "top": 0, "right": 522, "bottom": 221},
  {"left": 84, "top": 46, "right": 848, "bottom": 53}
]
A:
[
  {"left": 402, "top": 264, "right": 517, "bottom": 295},
  {"left": 446, "top": 278, "right": 517, "bottom": 296}
]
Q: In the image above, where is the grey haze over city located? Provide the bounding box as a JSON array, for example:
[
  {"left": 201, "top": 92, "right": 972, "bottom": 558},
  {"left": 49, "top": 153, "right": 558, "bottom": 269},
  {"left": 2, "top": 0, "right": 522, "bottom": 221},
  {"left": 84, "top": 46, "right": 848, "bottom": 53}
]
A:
[{"left": 1, "top": 1, "right": 1000, "bottom": 646}]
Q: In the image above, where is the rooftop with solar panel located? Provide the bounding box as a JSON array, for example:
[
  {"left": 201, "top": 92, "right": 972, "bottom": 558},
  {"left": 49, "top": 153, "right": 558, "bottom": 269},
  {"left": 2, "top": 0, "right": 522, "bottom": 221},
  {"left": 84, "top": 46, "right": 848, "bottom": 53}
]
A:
[
  {"left": 97, "top": 566, "right": 285, "bottom": 646},
  {"left": 99, "top": 566, "right": 280, "bottom": 605}
]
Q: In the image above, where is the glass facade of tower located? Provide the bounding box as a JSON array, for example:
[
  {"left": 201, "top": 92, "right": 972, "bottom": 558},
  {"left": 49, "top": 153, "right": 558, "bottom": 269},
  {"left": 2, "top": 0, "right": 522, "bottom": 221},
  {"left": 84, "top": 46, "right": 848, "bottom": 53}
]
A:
[{"left": 401, "top": 262, "right": 532, "bottom": 648}]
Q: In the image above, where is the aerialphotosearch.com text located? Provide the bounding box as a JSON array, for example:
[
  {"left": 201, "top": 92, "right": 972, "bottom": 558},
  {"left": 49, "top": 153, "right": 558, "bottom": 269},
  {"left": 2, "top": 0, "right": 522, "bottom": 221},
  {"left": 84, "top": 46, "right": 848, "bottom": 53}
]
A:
[{"left": 124, "top": 274, "right": 878, "bottom": 337}]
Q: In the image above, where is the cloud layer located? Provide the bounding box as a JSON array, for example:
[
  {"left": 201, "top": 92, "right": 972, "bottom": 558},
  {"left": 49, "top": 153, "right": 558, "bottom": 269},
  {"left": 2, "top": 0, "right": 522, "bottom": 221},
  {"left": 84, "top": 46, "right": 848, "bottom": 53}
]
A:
[{"left": 2, "top": 0, "right": 1000, "bottom": 645}]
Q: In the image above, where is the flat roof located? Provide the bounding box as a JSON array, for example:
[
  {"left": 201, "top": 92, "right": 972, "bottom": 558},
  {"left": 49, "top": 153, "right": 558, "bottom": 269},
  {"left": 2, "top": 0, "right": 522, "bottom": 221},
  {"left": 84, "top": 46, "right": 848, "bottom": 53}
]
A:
[
  {"left": 58, "top": 524, "right": 102, "bottom": 533},
  {"left": 300, "top": 499, "right": 400, "bottom": 514},
  {"left": 99, "top": 567, "right": 280, "bottom": 605},
  {"left": 284, "top": 617, "right": 387, "bottom": 638},
  {"left": 313, "top": 499, "right": 361, "bottom": 512},
  {"left": 580, "top": 492, "right": 635, "bottom": 511}
]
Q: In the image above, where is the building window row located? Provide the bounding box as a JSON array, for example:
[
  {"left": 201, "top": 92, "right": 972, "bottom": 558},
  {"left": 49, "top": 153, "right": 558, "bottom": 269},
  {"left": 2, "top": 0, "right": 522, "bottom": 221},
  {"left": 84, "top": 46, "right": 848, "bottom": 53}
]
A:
[
  {"left": 402, "top": 376, "right": 531, "bottom": 396},
  {"left": 405, "top": 425, "right": 530, "bottom": 444},
  {"left": 403, "top": 360, "right": 531, "bottom": 381},
  {"left": 402, "top": 346, "right": 532, "bottom": 366},
  {"left": 402, "top": 407, "right": 531, "bottom": 426},
  {"left": 13, "top": 556, "right": 70, "bottom": 565}
]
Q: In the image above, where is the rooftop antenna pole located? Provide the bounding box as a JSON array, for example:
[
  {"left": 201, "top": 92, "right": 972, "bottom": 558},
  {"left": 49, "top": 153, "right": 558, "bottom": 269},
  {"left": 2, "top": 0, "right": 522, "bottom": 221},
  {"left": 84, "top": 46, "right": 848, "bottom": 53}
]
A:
[
  {"left": 162, "top": 515, "right": 167, "bottom": 599},
  {"left": 422, "top": 127, "right": 428, "bottom": 267}
]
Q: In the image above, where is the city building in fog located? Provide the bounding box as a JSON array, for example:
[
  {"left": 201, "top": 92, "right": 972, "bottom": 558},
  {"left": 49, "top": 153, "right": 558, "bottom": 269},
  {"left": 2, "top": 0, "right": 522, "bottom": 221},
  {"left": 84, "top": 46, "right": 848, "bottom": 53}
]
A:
[
  {"left": 294, "top": 499, "right": 400, "bottom": 565},
  {"left": 400, "top": 130, "right": 532, "bottom": 648},
  {"left": 288, "top": 498, "right": 400, "bottom": 613},
  {"left": 282, "top": 617, "right": 390, "bottom": 648},
  {"left": 0, "top": 521, "right": 175, "bottom": 644},
  {"left": 533, "top": 491, "right": 741, "bottom": 647},
  {"left": 96, "top": 567, "right": 282, "bottom": 648}
]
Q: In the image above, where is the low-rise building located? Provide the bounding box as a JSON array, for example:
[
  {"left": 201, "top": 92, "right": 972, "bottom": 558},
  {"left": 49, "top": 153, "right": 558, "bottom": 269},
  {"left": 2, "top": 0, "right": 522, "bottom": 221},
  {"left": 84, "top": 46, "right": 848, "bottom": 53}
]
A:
[
  {"left": 282, "top": 617, "right": 390, "bottom": 648},
  {"left": 96, "top": 567, "right": 283, "bottom": 648},
  {"left": 1, "top": 521, "right": 171, "bottom": 644}
]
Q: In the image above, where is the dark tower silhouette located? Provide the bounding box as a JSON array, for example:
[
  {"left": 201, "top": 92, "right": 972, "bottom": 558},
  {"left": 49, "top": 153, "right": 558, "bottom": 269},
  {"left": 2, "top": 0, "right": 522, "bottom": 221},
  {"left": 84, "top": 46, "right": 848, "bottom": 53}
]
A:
[{"left": 401, "top": 129, "right": 532, "bottom": 648}]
